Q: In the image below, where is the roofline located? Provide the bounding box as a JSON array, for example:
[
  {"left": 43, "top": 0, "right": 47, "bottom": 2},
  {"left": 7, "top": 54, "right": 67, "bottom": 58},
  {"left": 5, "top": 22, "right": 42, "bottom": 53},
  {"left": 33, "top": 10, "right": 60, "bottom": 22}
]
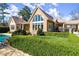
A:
[
  {"left": 28, "top": 6, "right": 38, "bottom": 22},
  {"left": 28, "top": 6, "right": 54, "bottom": 23}
]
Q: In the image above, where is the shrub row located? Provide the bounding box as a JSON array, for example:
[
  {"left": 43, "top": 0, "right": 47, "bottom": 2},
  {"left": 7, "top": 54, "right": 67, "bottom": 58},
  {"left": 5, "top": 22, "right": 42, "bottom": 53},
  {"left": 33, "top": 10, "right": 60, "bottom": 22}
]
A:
[
  {"left": 9, "top": 35, "right": 79, "bottom": 56},
  {"left": 45, "top": 32, "right": 69, "bottom": 37},
  {"left": 12, "top": 29, "right": 31, "bottom": 35},
  {"left": 0, "top": 26, "right": 9, "bottom": 33},
  {"left": 12, "top": 29, "right": 26, "bottom": 35}
]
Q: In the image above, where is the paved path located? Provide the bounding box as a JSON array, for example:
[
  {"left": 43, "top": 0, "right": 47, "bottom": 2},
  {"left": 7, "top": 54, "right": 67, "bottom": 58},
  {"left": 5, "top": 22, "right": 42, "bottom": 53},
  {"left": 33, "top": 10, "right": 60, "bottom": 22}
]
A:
[
  {"left": 0, "top": 45, "right": 30, "bottom": 56},
  {"left": 73, "top": 32, "right": 79, "bottom": 37}
]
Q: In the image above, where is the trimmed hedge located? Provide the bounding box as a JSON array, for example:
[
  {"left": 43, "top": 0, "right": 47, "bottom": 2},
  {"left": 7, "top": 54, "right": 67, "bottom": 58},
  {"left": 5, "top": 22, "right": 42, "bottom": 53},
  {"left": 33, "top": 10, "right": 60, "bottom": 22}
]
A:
[
  {"left": 0, "top": 26, "right": 9, "bottom": 33},
  {"left": 12, "top": 29, "right": 26, "bottom": 35},
  {"left": 9, "top": 34, "right": 79, "bottom": 56},
  {"left": 45, "top": 32, "right": 69, "bottom": 37}
]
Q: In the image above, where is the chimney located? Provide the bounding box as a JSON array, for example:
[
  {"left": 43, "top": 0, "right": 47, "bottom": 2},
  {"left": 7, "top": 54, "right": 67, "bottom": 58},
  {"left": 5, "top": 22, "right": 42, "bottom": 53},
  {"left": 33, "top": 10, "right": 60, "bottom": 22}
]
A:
[{"left": 19, "top": 16, "right": 23, "bottom": 19}]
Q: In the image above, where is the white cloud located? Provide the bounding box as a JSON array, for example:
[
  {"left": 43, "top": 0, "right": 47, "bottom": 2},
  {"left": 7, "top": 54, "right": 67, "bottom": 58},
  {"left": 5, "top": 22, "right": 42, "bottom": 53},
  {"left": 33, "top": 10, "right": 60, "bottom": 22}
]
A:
[
  {"left": 23, "top": 3, "right": 35, "bottom": 9},
  {"left": 39, "top": 3, "right": 45, "bottom": 6},
  {"left": 10, "top": 4, "right": 19, "bottom": 12},
  {"left": 9, "top": 4, "right": 19, "bottom": 16},
  {"left": 23, "top": 3, "right": 45, "bottom": 9},
  {"left": 35, "top": 3, "right": 45, "bottom": 6},
  {"left": 46, "top": 8, "right": 59, "bottom": 18},
  {"left": 4, "top": 4, "right": 19, "bottom": 16},
  {"left": 52, "top": 3, "right": 58, "bottom": 7}
]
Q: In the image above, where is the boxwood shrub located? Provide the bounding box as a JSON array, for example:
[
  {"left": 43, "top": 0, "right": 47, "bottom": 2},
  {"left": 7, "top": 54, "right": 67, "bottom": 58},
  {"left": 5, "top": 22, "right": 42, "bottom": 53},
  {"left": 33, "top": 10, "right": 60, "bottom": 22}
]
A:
[{"left": 12, "top": 29, "right": 26, "bottom": 35}]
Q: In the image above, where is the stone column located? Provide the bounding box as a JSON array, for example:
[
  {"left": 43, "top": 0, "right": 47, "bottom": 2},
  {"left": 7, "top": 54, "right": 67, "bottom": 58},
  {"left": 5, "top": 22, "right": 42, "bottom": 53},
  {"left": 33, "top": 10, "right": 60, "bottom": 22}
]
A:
[
  {"left": 69, "top": 27, "right": 72, "bottom": 33},
  {"left": 78, "top": 24, "right": 79, "bottom": 30},
  {"left": 22, "top": 24, "right": 24, "bottom": 30},
  {"left": 63, "top": 24, "right": 65, "bottom": 32}
]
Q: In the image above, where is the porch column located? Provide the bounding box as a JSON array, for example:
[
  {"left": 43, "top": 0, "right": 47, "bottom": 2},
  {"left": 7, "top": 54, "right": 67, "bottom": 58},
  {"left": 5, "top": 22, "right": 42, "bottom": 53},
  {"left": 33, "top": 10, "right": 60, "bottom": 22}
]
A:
[
  {"left": 69, "top": 27, "right": 72, "bottom": 33},
  {"left": 78, "top": 24, "right": 79, "bottom": 30},
  {"left": 63, "top": 24, "right": 65, "bottom": 32},
  {"left": 22, "top": 24, "right": 24, "bottom": 30}
]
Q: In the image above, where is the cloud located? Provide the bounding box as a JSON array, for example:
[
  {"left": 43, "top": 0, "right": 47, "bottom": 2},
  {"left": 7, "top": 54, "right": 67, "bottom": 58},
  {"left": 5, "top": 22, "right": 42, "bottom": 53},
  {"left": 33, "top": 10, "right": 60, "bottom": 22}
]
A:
[
  {"left": 23, "top": 3, "right": 45, "bottom": 9},
  {"left": 23, "top": 3, "right": 35, "bottom": 9},
  {"left": 39, "top": 3, "right": 45, "bottom": 6},
  {"left": 10, "top": 4, "right": 19, "bottom": 12},
  {"left": 52, "top": 3, "right": 58, "bottom": 7},
  {"left": 4, "top": 4, "right": 19, "bottom": 16},
  {"left": 35, "top": 3, "right": 45, "bottom": 6},
  {"left": 46, "top": 8, "right": 59, "bottom": 18},
  {"left": 9, "top": 4, "right": 19, "bottom": 16}
]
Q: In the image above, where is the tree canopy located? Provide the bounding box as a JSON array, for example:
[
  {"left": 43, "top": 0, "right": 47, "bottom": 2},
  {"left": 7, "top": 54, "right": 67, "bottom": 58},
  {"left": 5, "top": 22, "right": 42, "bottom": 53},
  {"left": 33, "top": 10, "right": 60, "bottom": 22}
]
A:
[
  {"left": 0, "top": 3, "right": 9, "bottom": 25},
  {"left": 18, "top": 6, "right": 31, "bottom": 21}
]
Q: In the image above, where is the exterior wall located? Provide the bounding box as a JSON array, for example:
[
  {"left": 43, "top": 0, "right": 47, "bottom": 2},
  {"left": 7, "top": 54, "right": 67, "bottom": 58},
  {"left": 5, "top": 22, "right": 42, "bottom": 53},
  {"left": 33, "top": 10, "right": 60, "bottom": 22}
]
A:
[
  {"left": 47, "top": 20, "right": 54, "bottom": 31},
  {"left": 30, "top": 20, "right": 33, "bottom": 33},
  {"left": 78, "top": 24, "right": 79, "bottom": 30},
  {"left": 64, "top": 24, "right": 71, "bottom": 32},
  {"left": 63, "top": 24, "right": 79, "bottom": 33},
  {"left": 29, "top": 8, "right": 48, "bottom": 34},
  {"left": 9, "top": 18, "right": 16, "bottom": 32},
  {"left": 24, "top": 24, "right": 30, "bottom": 32},
  {"left": 43, "top": 18, "right": 47, "bottom": 32}
]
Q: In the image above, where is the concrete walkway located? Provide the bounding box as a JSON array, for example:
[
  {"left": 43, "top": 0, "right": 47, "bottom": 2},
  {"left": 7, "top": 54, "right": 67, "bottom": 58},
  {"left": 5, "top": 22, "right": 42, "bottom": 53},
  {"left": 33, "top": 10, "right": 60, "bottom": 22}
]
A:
[
  {"left": 0, "top": 45, "right": 30, "bottom": 56},
  {"left": 73, "top": 32, "right": 79, "bottom": 37}
]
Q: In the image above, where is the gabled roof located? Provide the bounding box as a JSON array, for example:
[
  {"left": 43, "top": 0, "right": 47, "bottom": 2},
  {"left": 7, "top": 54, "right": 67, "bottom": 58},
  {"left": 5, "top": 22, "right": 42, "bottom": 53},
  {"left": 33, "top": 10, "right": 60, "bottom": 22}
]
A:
[
  {"left": 39, "top": 7, "right": 54, "bottom": 20},
  {"left": 56, "top": 19, "right": 64, "bottom": 23},
  {"left": 12, "top": 16, "right": 19, "bottom": 24},
  {"left": 64, "top": 20, "right": 79, "bottom": 24},
  {"left": 9, "top": 16, "right": 29, "bottom": 25},
  {"left": 28, "top": 6, "right": 54, "bottom": 22}
]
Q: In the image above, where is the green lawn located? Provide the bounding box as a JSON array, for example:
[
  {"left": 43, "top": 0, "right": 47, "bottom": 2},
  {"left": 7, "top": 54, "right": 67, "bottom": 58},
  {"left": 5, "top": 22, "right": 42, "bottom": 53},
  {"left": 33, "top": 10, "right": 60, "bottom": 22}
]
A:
[{"left": 9, "top": 34, "right": 79, "bottom": 56}]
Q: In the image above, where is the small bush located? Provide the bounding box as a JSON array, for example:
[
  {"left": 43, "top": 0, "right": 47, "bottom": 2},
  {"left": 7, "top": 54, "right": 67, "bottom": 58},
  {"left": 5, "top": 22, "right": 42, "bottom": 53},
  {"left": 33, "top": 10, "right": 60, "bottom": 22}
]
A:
[
  {"left": 12, "top": 29, "right": 26, "bottom": 35},
  {"left": 0, "top": 26, "right": 9, "bottom": 33},
  {"left": 37, "top": 28, "right": 45, "bottom": 36}
]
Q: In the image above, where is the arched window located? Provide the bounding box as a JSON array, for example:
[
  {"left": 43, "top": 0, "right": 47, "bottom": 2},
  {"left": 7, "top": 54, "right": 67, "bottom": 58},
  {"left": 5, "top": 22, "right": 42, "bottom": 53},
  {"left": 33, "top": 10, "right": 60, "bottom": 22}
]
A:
[
  {"left": 32, "top": 15, "right": 44, "bottom": 31},
  {"left": 33, "top": 15, "right": 43, "bottom": 21}
]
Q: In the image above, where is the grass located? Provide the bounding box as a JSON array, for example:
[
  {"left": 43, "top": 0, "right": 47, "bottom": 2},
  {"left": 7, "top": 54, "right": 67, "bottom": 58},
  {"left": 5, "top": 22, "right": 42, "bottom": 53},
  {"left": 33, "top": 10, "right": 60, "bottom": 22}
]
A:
[{"left": 9, "top": 34, "right": 79, "bottom": 56}]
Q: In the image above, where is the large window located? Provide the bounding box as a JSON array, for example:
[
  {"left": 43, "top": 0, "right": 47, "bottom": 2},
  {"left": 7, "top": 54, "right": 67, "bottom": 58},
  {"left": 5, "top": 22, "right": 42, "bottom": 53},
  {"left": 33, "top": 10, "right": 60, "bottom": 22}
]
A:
[
  {"left": 32, "top": 15, "right": 43, "bottom": 31},
  {"left": 33, "top": 15, "right": 43, "bottom": 21},
  {"left": 11, "top": 25, "right": 15, "bottom": 30}
]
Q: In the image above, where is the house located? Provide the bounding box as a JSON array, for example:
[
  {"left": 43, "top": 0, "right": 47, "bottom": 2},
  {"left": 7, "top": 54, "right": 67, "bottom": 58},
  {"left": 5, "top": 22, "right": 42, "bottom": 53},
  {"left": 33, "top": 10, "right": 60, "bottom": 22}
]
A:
[
  {"left": 8, "top": 6, "right": 59, "bottom": 34},
  {"left": 61, "top": 20, "right": 79, "bottom": 33},
  {"left": 8, "top": 16, "right": 29, "bottom": 32}
]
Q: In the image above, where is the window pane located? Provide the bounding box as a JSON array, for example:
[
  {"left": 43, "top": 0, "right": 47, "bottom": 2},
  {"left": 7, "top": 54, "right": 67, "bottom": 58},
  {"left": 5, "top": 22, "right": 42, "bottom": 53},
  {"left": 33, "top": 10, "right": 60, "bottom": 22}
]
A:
[
  {"left": 11, "top": 25, "right": 15, "bottom": 30},
  {"left": 33, "top": 16, "right": 35, "bottom": 21},
  {"left": 38, "top": 15, "right": 40, "bottom": 21},
  {"left": 38, "top": 23, "right": 40, "bottom": 29},
  {"left": 41, "top": 23, "right": 43, "bottom": 30},
  {"left": 35, "top": 16, "right": 37, "bottom": 21},
  {"left": 33, "top": 24, "right": 34, "bottom": 30},
  {"left": 33, "top": 15, "right": 43, "bottom": 22},
  {"left": 41, "top": 16, "right": 43, "bottom": 21}
]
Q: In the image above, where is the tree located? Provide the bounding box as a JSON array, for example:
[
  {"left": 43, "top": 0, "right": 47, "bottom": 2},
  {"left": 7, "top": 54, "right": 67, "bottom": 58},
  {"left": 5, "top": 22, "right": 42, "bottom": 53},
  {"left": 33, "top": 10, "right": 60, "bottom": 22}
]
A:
[
  {"left": 18, "top": 6, "right": 31, "bottom": 21},
  {"left": 0, "top": 3, "right": 9, "bottom": 25}
]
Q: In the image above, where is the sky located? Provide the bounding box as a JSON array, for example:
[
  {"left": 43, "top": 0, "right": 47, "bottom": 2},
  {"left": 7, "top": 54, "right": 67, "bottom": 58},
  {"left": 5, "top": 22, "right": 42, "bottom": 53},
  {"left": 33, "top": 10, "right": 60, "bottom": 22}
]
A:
[{"left": 3, "top": 3, "right": 79, "bottom": 21}]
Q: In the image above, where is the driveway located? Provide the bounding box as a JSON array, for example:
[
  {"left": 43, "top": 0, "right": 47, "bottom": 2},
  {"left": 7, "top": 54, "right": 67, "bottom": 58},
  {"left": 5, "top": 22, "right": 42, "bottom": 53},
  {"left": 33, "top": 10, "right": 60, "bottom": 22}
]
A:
[{"left": 0, "top": 45, "right": 30, "bottom": 56}]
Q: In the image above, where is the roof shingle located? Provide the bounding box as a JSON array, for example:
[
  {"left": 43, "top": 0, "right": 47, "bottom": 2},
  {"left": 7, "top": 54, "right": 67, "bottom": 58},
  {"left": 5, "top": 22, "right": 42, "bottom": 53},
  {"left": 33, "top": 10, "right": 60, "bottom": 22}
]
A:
[{"left": 12, "top": 16, "right": 28, "bottom": 24}]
